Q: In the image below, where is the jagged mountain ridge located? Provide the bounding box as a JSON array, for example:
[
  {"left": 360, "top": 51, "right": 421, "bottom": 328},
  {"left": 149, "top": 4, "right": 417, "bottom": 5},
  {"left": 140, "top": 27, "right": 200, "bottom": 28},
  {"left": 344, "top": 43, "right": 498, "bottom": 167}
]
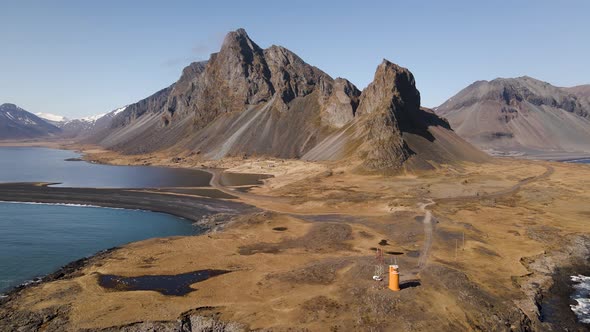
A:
[
  {"left": 436, "top": 77, "right": 590, "bottom": 155},
  {"left": 93, "top": 29, "right": 361, "bottom": 158},
  {"left": 61, "top": 106, "right": 128, "bottom": 138},
  {"left": 303, "top": 61, "right": 488, "bottom": 171},
  {"left": 563, "top": 84, "right": 590, "bottom": 110},
  {"left": 0, "top": 103, "right": 61, "bottom": 139},
  {"left": 35, "top": 107, "right": 128, "bottom": 138},
  {"left": 88, "top": 29, "right": 485, "bottom": 171}
]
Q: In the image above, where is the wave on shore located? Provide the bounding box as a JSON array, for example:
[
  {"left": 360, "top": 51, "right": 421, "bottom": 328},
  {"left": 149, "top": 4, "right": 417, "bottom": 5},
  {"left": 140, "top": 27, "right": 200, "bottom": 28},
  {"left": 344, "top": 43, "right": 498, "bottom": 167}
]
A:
[
  {"left": 571, "top": 274, "right": 590, "bottom": 324},
  {"left": 1, "top": 201, "right": 137, "bottom": 210}
]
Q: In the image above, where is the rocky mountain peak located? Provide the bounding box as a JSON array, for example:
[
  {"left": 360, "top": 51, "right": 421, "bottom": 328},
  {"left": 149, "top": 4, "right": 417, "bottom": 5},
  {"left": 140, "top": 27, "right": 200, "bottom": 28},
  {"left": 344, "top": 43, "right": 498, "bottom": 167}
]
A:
[
  {"left": 439, "top": 76, "right": 588, "bottom": 119},
  {"left": 357, "top": 60, "right": 421, "bottom": 117},
  {"left": 93, "top": 31, "right": 482, "bottom": 170},
  {"left": 195, "top": 29, "right": 274, "bottom": 120},
  {"left": 0, "top": 103, "right": 20, "bottom": 111},
  {"left": 264, "top": 44, "right": 330, "bottom": 105},
  {"left": 304, "top": 59, "right": 484, "bottom": 172},
  {"left": 220, "top": 28, "right": 254, "bottom": 49},
  {"left": 435, "top": 76, "right": 590, "bottom": 155},
  {"left": 352, "top": 60, "right": 423, "bottom": 170},
  {"left": 0, "top": 103, "right": 61, "bottom": 139}
]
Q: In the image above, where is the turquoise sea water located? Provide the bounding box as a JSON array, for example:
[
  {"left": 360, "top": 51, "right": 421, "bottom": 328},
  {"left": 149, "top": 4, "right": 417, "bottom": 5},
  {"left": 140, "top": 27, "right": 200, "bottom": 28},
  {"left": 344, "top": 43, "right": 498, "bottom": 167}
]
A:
[
  {"left": 0, "top": 146, "right": 211, "bottom": 188},
  {"left": 0, "top": 147, "right": 206, "bottom": 293},
  {"left": 0, "top": 202, "right": 199, "bottom": 292}
]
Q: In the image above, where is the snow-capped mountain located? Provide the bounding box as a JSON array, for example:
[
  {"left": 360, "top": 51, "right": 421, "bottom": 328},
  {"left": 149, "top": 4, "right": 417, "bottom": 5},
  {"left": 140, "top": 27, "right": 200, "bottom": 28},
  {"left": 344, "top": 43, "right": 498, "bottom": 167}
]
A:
[
  {"left": 49, "top": 106, "right": 128, "bottom": 138},
  {"left": 0, "top": 103, "right": 61, "bottom": 139},
  {"left": 35, "top": 112, "right": 69, "bottom": 124},
  {"left": 0, "top": 103, "right": 129, "bottom": 140}
]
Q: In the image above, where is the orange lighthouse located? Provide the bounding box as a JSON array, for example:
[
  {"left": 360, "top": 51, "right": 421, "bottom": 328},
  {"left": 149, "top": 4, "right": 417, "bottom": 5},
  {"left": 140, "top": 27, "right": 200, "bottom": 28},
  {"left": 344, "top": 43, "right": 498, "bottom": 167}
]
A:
[{"left": 389, "top": 265, "right": 400, "bottom": 291}]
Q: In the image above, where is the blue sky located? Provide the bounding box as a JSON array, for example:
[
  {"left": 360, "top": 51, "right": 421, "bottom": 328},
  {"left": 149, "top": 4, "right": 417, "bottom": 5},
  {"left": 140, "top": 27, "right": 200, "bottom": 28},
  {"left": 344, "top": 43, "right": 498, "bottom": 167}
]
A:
[{"left": 1, "top": 0, "right": 589, "bottom": 118}]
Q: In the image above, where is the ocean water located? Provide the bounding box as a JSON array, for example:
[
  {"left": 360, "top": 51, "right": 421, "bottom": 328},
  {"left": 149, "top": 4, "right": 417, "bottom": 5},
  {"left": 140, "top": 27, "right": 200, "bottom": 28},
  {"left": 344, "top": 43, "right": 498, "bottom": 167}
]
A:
[
  {"left": 0, "top": 147, "right": 210, "bottom": 293},
  {"left": 0, "top": 202, "right": 199, "bottom": 293},
  {"left": 571, "top": 275, "right": 590, "bottom": 324},
  {"left": 570, "top": 159, "right": 590, "bottom": 164},
  {"left": 0, "top": 146, "right": 211, "bottom": 188}
]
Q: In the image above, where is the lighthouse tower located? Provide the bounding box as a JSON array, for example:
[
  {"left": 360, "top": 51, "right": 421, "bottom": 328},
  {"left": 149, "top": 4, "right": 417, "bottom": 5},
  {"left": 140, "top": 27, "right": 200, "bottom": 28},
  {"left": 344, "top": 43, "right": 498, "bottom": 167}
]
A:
[{"left": 389, "top": 265, "right": 400, "bottom": 291}]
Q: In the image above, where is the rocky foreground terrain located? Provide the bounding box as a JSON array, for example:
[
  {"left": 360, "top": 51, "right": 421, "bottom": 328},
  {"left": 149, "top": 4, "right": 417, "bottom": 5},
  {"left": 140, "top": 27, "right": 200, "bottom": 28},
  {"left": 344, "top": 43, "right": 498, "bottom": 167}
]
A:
[
  {"left": 1, "top": 29, "right": 589, "bottom": 331},
  {"left": 435, "top": 77, "right": 590, "bottom": 157},
  {"left": 1, "top": 153, "right": 589, "bottom": 331}
]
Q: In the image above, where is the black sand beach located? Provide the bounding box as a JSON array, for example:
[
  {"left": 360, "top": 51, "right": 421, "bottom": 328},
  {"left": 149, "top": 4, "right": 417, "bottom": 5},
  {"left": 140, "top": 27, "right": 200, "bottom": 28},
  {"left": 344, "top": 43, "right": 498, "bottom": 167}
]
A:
[{"left": 0, "top": 182, "right": 258, "bottom": 223}]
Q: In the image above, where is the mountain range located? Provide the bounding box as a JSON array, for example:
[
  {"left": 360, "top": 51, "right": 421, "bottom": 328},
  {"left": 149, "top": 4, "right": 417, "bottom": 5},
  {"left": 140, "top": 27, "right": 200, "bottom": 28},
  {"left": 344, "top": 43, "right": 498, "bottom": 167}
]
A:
[
  {"left": 83, "top": 29, "right": 486, "bottom": 172},
  {"left": 37, "top": 106, "right": 128, "bottom": 138},
  {"left": 435, "top": 77, "right": 590, "bottom": 156},
  {"left": 6, "top": 29, "right": 589, "bottom": 168},
  {"left": 0, "top": 103, "right": 61, "bottom": 140}
]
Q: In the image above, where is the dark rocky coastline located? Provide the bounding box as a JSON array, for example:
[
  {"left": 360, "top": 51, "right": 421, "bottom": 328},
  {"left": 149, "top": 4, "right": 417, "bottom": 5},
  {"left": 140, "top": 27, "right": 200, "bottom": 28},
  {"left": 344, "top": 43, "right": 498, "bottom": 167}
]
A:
[
  {"left": 540, "top": 262, "right": 590, "bottom": 331},
  {"left": 0, "top": 182, "right": 258, "bottom": 223},
  {"left": 0, "top": 181, "right": 259, "bottom": 331}
]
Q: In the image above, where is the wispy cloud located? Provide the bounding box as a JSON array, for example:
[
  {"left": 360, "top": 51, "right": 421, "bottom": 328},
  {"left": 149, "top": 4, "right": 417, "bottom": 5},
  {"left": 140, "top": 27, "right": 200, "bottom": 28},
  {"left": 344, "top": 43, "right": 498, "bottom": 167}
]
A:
[
  {"left": 162, "top": 57, "right": 196, "bottom": 67},
  {"left": 191, "top": 31, "right": 226, "bottom": 56},
  {"left": 162, "top": 32, "right": 225, "bottom": 68}
]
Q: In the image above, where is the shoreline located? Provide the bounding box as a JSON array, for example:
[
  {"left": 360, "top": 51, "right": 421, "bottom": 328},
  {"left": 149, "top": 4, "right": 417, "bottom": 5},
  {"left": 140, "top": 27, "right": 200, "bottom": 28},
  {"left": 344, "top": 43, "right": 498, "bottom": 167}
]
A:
[
  {"left": 0, "top": 146, "right": 267, "bottom": 303},
  {"left": 0, "top": 181, "right": 259, "bottom": 297},
  {"left": 1, "top": 143, "right": 590, "bottom": 330},
  {"left": 540, "top": 262, "right": 590, "bottom": 329},
  {"left": 0, "top": 248, "right": 118, "bottom": 305},
  {"left": 0, "top": 182, "right": 257, "bottom": 224}
]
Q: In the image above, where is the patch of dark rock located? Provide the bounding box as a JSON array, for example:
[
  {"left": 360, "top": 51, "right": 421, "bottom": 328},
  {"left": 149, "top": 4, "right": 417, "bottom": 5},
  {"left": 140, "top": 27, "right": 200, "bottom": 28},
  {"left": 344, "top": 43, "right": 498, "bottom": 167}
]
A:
[
  {"left": 455, "top": 221, "right": 484, "bottom": 234},
  {"left": 526, "top": 225, "right": 561, "bottom": 244},
  {"left": 0, "top": 304, "right": 71, "bottom": 332},
  {"left": 474, "top": 246, "right": 501, "bottom": 257},
  {"left": 540, "top": 263, "right": 590, "bottom": 330},
  {"left": 358, "top": 231, "right": 374, "bottom": 239},
  {"left": 232, "top": 211, "right": 276, "bottom": 228},
  {"left": 378, "top": 239, "right": 389, "bottom": 246},
  {"left": 64, "top": 158, "right": 83, "bottom": 162},
  {"left": 219, "top": 172, "right": 273, "bottom": 186},
  {"left": 487, "top": 131, "right": 514, "bottom": 139},
  {"left": 420, "top": 264, "right": 533, "bottom": 331},
  {"left": 157, "top": 188, "right": 236, "bottom": 199},
  {"left": 81, "top": 307, "right": 243, "bottom": 332},
  {"left": 234, "top": 185, "right": 256, "bottom": 193},
  {"left": 194, "top": 213, "right": 235, "bottom": 231},
  {"left": 301, "top": 295, "right": 342, "bottom": 323},
  {"left": 386, "top": 251, "right": 404, "bottom": 256},
  {"left": 238, "top": 244, "right": 281, "bottom": 255},
  {"left": 272, "top": 227, "right": 288, "bottom": 231},
  {"left": 98, "top": 270, "right": 231, "bottom": 296}
]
